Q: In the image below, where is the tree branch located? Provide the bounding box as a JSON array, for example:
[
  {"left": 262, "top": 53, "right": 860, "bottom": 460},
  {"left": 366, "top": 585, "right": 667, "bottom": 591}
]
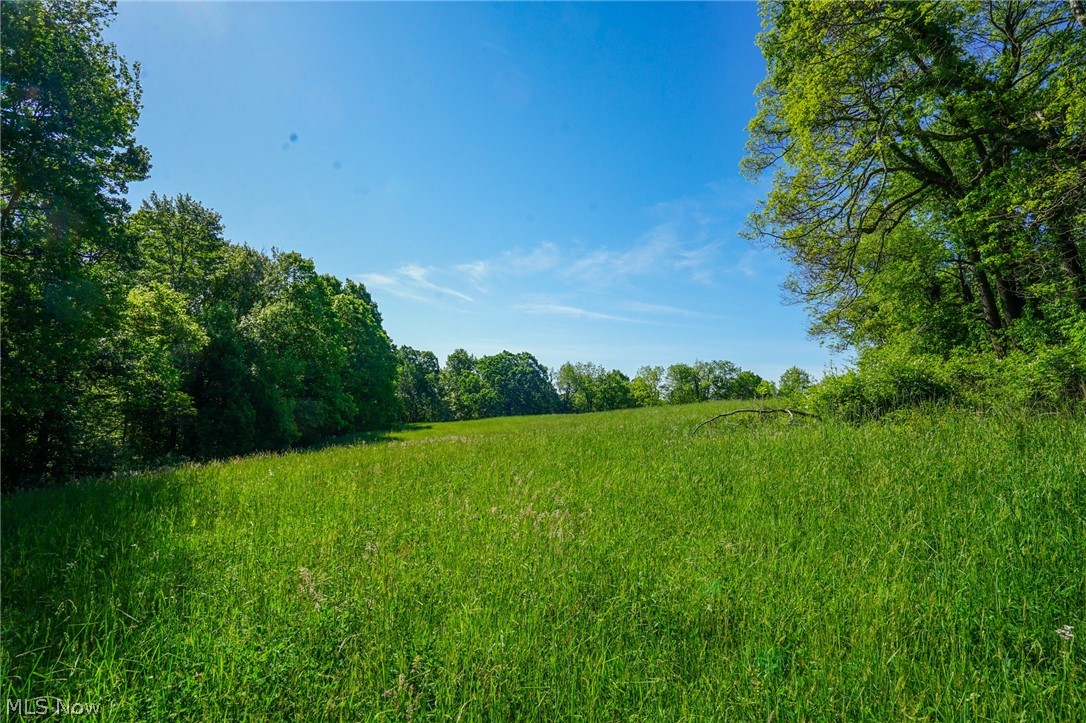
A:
[{"left": 692, "top": 408, "right": 822, "bottom": 435}]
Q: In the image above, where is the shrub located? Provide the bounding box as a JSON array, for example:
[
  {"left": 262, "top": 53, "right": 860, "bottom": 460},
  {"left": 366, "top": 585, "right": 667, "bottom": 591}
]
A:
[
  {"left": 810, "top": 335, "right": 1086, "bottom": 421},
  {"left": 809, "top": 349, "right": 954, "bottom": 421}
]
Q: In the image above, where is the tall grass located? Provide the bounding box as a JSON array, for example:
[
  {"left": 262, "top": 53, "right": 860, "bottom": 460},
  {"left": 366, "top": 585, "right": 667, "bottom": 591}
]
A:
[{"left": 2, "top": 403, "right": 1083, "bottom": 719}]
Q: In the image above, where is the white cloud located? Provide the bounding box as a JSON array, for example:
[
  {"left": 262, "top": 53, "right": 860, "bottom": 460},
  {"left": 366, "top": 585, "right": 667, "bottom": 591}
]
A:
[
  {"left": 399, "top": 264, "right": 474, "bottom": 302},
  {"left": 359, "top": 180, "right": 759, "bottom": 309},
  {"left": 357, "top": 272, "right": 428, "bottom": 303},
  {"left": 453, "top": 260, "right": 491, "bottom": 290},
  {"left": 454, "top": 242, "right": 562, "bottom": 289},
  {"left": 504, "top": 242, "right": 562, "bottom": 274},
  {"left": 564, "top": 226, "right": 675, "bottom": 283},
  {"left": 515, "top": 302, "right": 644, "bottom": 324},
  {"left": 560, "top": 218, "right": 730, "bottom": 287},
  {"left": 621, "top": 300, "right": 725, "bottom": 320},
  {"left": 357, "top": 264, "right": 473, "bottom": 306}
]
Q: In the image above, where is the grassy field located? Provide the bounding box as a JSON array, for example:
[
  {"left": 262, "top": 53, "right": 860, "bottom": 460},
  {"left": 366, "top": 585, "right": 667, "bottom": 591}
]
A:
[{"left": 2, "top": 402, "right": 1083, "bottom": 720}]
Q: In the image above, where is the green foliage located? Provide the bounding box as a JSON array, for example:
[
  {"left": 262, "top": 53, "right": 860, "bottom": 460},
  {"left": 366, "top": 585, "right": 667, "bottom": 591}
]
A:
[
  {"left": 595, "top": 369, "right": 636, "bottom": 411},
  {"left": 810, "top": 360, "right": 953, "bottom": 423},
  {"left": 699, "top": 359, "right": 741, "bottom": 399},
  {"left": 395, "top": 346, "right": 446, "bottom": 423},
  {"left": 441, "top": 349, "right": 501, "bottom": 421},
  {"left": 777, "top": 366, "right": 812, "bottom": 398},
  {"left": 0, "top": 2, "right": 406, "bottom": 482},
  {"left": 666, "top": 360, "right": 763, "bottom": 403},
  {"left": 1, "top": 0, "right": 150, "bottom": 484},
  {"left": 189, "top": 303, "right": 257, "bottom": 459},
  {"left": 630, "top": 365, "right": 665, "bottom": 406},
  {"left": 745, "top": 0, "right": 1086, "bottom": 357},
  {"left": 665, "top": 363, "right": 702, "bottom": 404},
  {"left": 944, "top": 341, "right": 1086, "bottom": 411},
  {"left": 732, "top": 370, "right": 765, "bottom": 400},
  {"left": 237, "top": 251, "right": 397, "bottom": 446},
  {"left": 128, "top": 192, "right": 227, "bottom": 306},
  {"left": 556, "top": 362, "right": 637, "bottom": 413},
  {"left": 1, "top": 0, "right": 150, "bottom": 239},
  {"left": 109, "top": 282, "right": 207, "bottom": 460},
  {"left": 477, "top": 351, "right": 560, "bottom": 417},
  {"left": 334, "top": 280, "right": 398, "bottom": 432},
  {"left": 556, "top": 361, "right": 602, "bottom": 412},
  {"left": 809, "top": 336, "right": 1086, "bottom": 421},
  {"left": 4, "top": 406, "right": 1082, "bottom": 718}
]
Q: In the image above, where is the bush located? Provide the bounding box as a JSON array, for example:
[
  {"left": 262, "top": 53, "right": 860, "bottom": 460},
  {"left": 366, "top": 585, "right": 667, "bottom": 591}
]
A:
[
  {"left": 809, "top": 349, "right": 954, "bottom": 421},
  {"left": 946, "top": 344, "right": 1086, "bottom": 411},
  {"left": 810, "top": 336, "right": 1086, "bottom": 421}
]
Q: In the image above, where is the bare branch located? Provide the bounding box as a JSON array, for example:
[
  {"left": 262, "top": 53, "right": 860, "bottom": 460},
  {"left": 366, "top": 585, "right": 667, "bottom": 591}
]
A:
[{"left": 692, "top": 408, "right": 822, "bottom": 435}]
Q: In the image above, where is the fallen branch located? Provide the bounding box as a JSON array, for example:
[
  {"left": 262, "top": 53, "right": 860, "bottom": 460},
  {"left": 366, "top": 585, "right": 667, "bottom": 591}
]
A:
[{"left": 692, "top": 408, "right": 822, "bottom": 435}]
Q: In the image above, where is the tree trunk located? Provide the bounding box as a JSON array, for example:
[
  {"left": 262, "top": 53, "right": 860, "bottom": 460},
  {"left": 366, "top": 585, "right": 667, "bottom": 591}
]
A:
[
  {"left": 990, "top": 229, "right": 1027, "bottom": 327},
  {"left": 1054, "top": 221, "right": 1086, "bottom": 312},
  {"left": 995, "top": 274, "right": 1026, "bottom": 327},
  {"left": 32, "top": 407, "right": 61, "bottom": 481},
  {"left": 1071, "top": 0, "right": 1086, "bottom": 28},
  {"left": 966, "top": 248, "right": 1005, "bottom": 354},
  {"left": 955, "top": 258, "right": 975, "bottom": 303},
  {"left": 968, "top": 254, "right": 1002, "bottom": 331}
]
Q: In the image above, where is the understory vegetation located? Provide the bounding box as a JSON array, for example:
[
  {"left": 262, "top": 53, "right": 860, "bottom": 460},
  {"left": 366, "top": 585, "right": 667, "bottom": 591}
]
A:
[{"left": 2, "top": 403, "right": 1082, "bottom": 719}]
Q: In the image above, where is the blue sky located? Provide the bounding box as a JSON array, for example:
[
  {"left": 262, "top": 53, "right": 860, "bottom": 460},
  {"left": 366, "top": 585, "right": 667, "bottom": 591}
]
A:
[{"left": 106, "top": 1, "right": 838, "bottom": 381}]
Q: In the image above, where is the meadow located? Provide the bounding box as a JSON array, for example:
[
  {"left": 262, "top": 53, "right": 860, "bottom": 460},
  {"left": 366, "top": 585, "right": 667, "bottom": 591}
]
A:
[{"left": 2, "top": 402, "right": 1083, "bottom": 720}]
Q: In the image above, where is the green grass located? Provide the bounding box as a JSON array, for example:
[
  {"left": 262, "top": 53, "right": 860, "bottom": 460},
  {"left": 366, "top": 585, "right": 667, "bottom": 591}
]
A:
[{"left": 2, "top": 403, "right": 1083, "bottom": 720}]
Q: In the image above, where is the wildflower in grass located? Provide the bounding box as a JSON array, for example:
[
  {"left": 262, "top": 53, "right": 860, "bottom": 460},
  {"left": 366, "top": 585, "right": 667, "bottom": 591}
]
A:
[
  {"left": 297, "top": 566, "right": 325, "bottom": 609},
  {"left": 1056, "top": 625, "right": 1074, "bottom": 641}
]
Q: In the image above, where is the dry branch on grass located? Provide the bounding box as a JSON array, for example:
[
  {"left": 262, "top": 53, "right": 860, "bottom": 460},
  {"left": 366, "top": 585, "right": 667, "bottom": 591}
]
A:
[{"left": 692, "top": 408, "right": 822, "bottom": 435}]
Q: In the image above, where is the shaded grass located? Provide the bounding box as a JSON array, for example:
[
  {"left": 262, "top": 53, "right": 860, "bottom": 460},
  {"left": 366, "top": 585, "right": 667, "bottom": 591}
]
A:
[{"left": 2, "top": 403, "right": 1083, "bottom": 720}]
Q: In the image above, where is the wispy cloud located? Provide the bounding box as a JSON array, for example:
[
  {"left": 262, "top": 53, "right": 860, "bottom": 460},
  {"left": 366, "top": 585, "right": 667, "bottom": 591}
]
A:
[
  {"left": 453, "top": 260, "right": 491, "bottom": 289},
  {"left": 564, "top": 226, "right": 674, "bottom": 283},
  {"left": 453, "top": 241, "right": 561, "bottom": 290},
  {"left": 504, "top": 242, "right": 562, "bottom": 274},
  {"left": 400, "top": 264, "right": 474, "bottom": 302},
  {"left": 621, "top": 300, "right": 726, "bottom": 320},
  {"left": 358, "top": 264, "right": 473, "bottom": 306},
  {"left": 558, "top": 220, "right": 729, "bottom": 288},
  {"left": 359, "top": 180, "right": 761, "bottom": 309},
  {"left": 515, "top": 302, "right": 645, "bottom": 324}
]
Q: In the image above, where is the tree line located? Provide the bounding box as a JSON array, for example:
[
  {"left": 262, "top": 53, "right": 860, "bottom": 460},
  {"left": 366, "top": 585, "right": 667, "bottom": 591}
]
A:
[{"left": 395, "top": 349, "right": 813, "bottom": 424}]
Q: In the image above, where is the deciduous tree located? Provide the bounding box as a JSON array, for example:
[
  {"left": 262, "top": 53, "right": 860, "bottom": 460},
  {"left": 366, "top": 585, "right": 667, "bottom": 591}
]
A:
[
  {"left": 2, "top": 0, "right": 150, "bottom": 482},
  {"left": 395, "top": 346, "right": 446, "bottom": 423},
  {"left": 744, "top": 0, "right": 1085, "bottom": 354}
]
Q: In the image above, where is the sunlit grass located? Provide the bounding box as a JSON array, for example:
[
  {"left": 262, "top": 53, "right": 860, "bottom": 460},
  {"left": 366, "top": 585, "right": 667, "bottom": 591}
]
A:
[{"left": 2, "top": 403, "right": 1083, "bottom": 719}]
